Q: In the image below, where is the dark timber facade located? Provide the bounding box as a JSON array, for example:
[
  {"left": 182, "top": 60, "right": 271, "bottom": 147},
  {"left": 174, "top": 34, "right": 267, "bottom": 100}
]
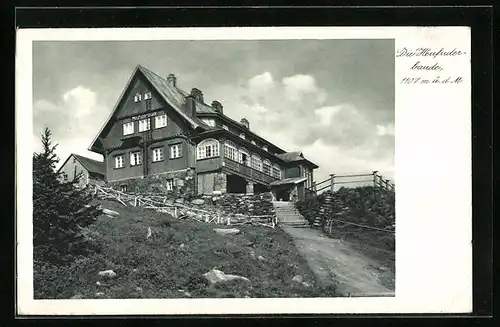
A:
[{"left": 89, "top": 65, "right": 318, "bottom": 201}]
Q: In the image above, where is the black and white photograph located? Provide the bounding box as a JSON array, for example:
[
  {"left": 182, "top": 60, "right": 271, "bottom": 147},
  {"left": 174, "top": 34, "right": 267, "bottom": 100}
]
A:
[{"left": 16, "top": 26, "right": 472, "bottom": 315}]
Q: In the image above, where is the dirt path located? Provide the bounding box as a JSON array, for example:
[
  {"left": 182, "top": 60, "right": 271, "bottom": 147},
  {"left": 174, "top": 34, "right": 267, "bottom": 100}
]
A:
[{"left": 280, "top": 225, "right": 395, "bottom": 297}]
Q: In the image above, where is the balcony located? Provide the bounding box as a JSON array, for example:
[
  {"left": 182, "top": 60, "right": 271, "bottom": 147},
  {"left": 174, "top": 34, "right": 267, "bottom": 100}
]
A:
[{"left": 222, "top": 158, "right": 279, "bottom": 186}]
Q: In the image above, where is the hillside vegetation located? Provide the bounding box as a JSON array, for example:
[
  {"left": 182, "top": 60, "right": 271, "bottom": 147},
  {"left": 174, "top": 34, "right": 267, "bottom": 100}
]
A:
[
  {"left": 34, "top": 199, "right": 339, "bottom": 299},
  {"left": 296, "top": 186, "right": 395, "bottom": 281}
]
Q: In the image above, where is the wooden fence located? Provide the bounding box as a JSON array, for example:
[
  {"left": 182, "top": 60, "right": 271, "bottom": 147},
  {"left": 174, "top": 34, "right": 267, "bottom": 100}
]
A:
[
  {"left": 89, "top": 184, "right": 277, "bottom": 229},
  {"left": 308, "top": 171, "right": 395, "bottom": 195}
]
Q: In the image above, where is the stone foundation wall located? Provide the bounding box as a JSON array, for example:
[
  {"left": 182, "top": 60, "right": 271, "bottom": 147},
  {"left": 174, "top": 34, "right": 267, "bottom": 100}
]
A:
[{"left": 107, "top": 168, "right": 196, "bottom": 198}]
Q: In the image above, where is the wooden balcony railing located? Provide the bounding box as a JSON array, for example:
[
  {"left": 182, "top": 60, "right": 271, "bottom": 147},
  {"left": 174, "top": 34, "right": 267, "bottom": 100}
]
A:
[{"left": 223, "top": 159, "right": 279, "bottom": 185}]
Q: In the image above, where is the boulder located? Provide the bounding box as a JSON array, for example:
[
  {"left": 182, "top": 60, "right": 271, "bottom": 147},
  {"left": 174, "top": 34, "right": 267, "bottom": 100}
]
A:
[
  {"left": 191, "top": 199, "right": 205, "bottom": 205},
  {"left": 95, "top": 292, "right": 105, "bottom": 297},
  {"left": 257, "top": 255, "right": 267, "bottom": 262},
  {"left": 70, "top": 294, "right": 83, "bottom": 299},
  {"left": 135, "top": 287, "right": 143, "bottom": 292},
  {"left": 102, "top": 208, "right": 120, "bottom": 217},
  {"left": 98, "top": 269, "right": 117, "bottom": 278},
  {"left": 175, "top": 198, "right": 184, "bottom": 204},
  {"left": 214, "top": 228, "right": 241, "bottom": 236},
  {"left": 292, "top": 275, "right": 303, "bottom": 283},
  {"left": 203, "top": 269, "right": 250, "bottom": 285}
]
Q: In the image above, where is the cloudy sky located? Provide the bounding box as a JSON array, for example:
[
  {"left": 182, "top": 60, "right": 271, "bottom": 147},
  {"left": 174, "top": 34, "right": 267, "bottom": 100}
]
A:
[{"left": 33, "top": 39, "right": 394, "bottom": 183}]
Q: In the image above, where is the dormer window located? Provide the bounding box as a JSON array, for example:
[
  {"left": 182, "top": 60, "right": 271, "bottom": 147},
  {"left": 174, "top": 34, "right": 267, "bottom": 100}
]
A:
[
  {"left": 144, "top": 92, "right": 152, "bottom": 100},
  {"left": 263, "top": 145, "right": 268, "bottom": 151},
  {"left": 239, "top": 133, "right": 246, "bottom": 140},
  {"left": 123, "top": 122, "right": 134, "bottom": 135},
  {"left": 134, "top": 93, "right": 142, "bottom": 103}
]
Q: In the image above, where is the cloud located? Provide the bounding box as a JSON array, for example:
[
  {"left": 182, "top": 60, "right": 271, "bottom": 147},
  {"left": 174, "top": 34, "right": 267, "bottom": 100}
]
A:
[
  {"left": 33, "top": 86, "right": 109, "bottom": 169},
  {"left": 314, "top": 106, "right": 342, "bottom": 126},
  {"left": 282, "top": 74, "right": 327, "bottom": 104}
]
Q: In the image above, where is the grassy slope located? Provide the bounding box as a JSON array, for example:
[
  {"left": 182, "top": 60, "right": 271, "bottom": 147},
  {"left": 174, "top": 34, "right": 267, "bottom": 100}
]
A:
[{"left": 35, "top": 199, "right": 338, "bottom": 299}]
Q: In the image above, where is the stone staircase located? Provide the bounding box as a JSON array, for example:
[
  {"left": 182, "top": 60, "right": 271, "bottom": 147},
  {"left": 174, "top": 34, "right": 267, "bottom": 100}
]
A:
[{"left": 272, "top": 201, "right": 310, "bottom": 228}]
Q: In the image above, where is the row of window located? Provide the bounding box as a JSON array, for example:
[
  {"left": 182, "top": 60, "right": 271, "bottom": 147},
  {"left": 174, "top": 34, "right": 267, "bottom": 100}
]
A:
[
  {"left": 197, "top": 139, "right": 281, "bottom": 179},
  {"left": 120, "top": 178, "right": 173, "bottom": 193},
  {"left": 134, "top": 92, "right": 152, "bottom": 103},
  {"left": 123, "top": 114, "right": 167, "bottom": 135},
  {"left": 114, "top": 144, "right": 181, "bottom": 168},
  {"left": 203, "top": 119, "right": 270, "bottom": 152}
]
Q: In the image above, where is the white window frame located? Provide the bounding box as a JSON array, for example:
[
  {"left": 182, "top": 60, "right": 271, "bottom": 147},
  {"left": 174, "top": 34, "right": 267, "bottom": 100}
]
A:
[
  {"left": 144, "top": 92, "right": 152, "bottom": 100},
  {"left": 130, "top": 151, "right": 142, "bottom": 166},
  {"left": 263, "top": 159, "right": 272, "bottom": 175},
  {"left": 154, "top": 114, "right": 167, "bottom": 129},
  {"left": 239, "top": 133, "right": 246, "bottom": 140},
  {"left": 134, "top": 93, "right": 142, "bottom": 103},
  {"left": 251, "top": 154, "right": 262, "bottom": 171},
  {"left": 138, "top": 118, "right": 151, "bottom": 132},
  {"left": 152, "top": 147, "right": 164, "bottom": 162},
  {"left": 170, "top": 144, "right": 182, "bottom": 159},
  {"left": 238, "top": 148, "right": 250, "bottom": 166},
  {"left": 197, "top": 139, "right": 220, "bottom": 160},
  {"left": 224, "top": 141, "right": 237, "bottom": 161},
  {"left": 272, "top": 165, "right": 281, "bottom": 179},
  {"left": 114, "top": 155, "right": 124, "bottom": 169},
  {"left": 202, "top": 118, "right": 216, "bottom": 127},
  {"left": 166, "top": 179, "right": 174, "bottom": 191},
  {"left": 123, "top": 122, "right": 134, "bottom": 135}
]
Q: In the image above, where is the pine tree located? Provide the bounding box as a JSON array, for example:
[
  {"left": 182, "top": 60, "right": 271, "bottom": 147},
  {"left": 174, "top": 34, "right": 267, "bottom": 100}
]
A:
[{"left": 33, "top": 127, "right": 102, "bottom": 265}]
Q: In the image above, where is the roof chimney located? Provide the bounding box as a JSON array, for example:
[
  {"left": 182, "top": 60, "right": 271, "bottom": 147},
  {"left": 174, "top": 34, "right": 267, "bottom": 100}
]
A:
[
  {"left": 190, "top": 88, "right": 204, "bottom": 103},
  {"left": 211, "top": 100, "right": 223, "bottom": 114},
  {"left": 185, "top": 94, "right": 196, "bottom": 118},
  {"left": 240, "top": 118, "right": 249, "bottom": 129},
  {"left": 167, "top": 73, "right": 177, "bottom": 87}
]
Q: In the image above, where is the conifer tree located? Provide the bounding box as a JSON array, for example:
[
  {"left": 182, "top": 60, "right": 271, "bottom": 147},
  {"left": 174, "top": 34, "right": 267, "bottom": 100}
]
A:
[{"left": 33, "top": 127, "right": 101, "bottom": 265}]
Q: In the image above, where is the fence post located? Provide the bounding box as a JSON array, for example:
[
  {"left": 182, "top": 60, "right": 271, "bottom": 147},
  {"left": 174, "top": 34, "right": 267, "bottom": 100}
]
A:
[
  {"left": 372, "top": 171, "right": 378, "bottom": 188},
  {"left": 312, "top": 181, "right": 317, "bottom": 194},
  {"left": 330, "top": 174, "right": 335, "bottom": 192}
]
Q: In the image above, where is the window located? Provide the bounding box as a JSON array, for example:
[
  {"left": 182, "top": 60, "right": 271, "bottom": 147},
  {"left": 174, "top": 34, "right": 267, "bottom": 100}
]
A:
[
  {"left": 263, "top": 145, "right": 268, "bottom": 151},
  {"left": 138, "top": 118, "right": 151, "bottom": 132},
  {"left": 272, "top": 165, "right": 281, "bottom": 179},
  {"left": 62, "top": 173, "right": 68, "bottom": 182},
  {"left": 166, "top": 179, "right": 174, "bottom": 191},
  {"left": 152, "top": 147, "right": 164, "bottom": 162},
  {"left": 251, "top": 140, "right": 256, "bottom": 145},
  {"left": 239, "top": 148, "right": 250, "bottom": 166},
  {"left": 120, "top": 184, "right": 128, "bottom": 192},
  {"left": 239, "top": 133, "right": 246, "bottom": 140},
  {"left": 170, "top": 144, "right": 182, "bottom": 159},
  {"left": 123, "top": 122, "right": 134, "bottom": 135},
  {"left": 251, "top": 154, "right": 262, "bottom": 171},
  {"left": 222, "top": 124, "right": 228, "bottom": 130},
  {"left": 263, "top": 159, "right": 271, "bottom": 175},
  {"left": 115, "top": 155, "right": 124, "bottom": 169},
  {"left": 144, "top": 92, "right": 152, "bottom": 100},
  {"left": 155, "top": 114, "right": 167, "bottom": 128},
  {"left": 202, "top": 118, "right": 215, "bottom": 127},
  {"left": 134, "top": 93, "right": 142, "bottom": 102},
  {"left": 130, "top": 151, "right": 142, "bottom": 166},
  {"left": 224, "top": 141, "right": 237, "bottom": 161},
  {"left": 197, "top": 139, "right": 220, "bottom": 160}
]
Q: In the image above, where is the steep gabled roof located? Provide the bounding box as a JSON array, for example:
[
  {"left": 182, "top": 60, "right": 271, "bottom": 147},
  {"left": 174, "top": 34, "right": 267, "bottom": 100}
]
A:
[
  {"left": 58, "top": 154, "right": 106, "bottom": 175},
  {"left": 88, "top": 65, "right": 206, "bottom": 153},
  {"left": 269, "top": 176, "right": 307, "bottom": 186}
]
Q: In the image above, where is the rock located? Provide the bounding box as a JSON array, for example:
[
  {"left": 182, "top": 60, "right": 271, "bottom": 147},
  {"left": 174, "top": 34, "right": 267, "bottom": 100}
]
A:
[
  {"left": 175, "top": 198, "right": 184, "bottom": 204},
  {"left": 95, "top": 292, "right": 105, "bottom": 297},
  {"left": 249, "top": 251, "right": 256, "bottom": 259},
  {"left": 70, "top": 294, "right": 83, "bottom": 299},
  {"left": 203, "top": 268, "right": 250, "bottom": 285},
  {"left": 302, "top": 281, "right": 312, "bottom": 288},
  {"left": 179, "top": 243, "right": 185, "bottom": 249},
  {"left": 98, "top": 269, "right": 117, "bottom": 278},
  {"left": 102, "top": 208, "right": 120, "bottom": 217},
  {"left": 178, "top": 289, "right": 192, "bottom": 297},
  {"left": 191, "top": 199, "right": 205, "bottom": 205},
  {"left": 257, "top": 255, "right": 267, "bottom": 262},
  {"left": 292, "top": 275, "right": 303, "bottom": 283},
  {"left": 96, "top": 281, "right": 102, "bottom": 286},
  {"left": 214, "top": 228, "right": 241, "bottom": 236},
  {"left": 146, "top": 227, "right": 152, "bottom": 239},
  {"left": 135, "top": 287, "right": 143, "bottom": 292},
  {"left": 379, "top": 266, "right": 389, "bottom": 272}
]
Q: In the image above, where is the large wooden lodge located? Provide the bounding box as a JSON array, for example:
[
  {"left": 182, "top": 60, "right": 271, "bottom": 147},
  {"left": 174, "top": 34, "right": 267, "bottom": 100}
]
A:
[{"left": 88, "top": 65, "right": 318, "bottom": 201}]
